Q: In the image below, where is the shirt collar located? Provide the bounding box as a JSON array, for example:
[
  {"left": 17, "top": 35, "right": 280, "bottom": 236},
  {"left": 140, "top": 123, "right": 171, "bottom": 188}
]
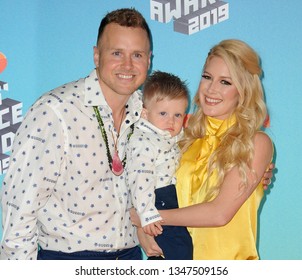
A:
[
  {"left": 84, "top": 69, "right": 106, "bottom": 106},
  {"left": 137, "top": 118, "right": 184, "bottom": 142},
  {"left": 83, "top": 68, "right": 143, "bottom": 124}
]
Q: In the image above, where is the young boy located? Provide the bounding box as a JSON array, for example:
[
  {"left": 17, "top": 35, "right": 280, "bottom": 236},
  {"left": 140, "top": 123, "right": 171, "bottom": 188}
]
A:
[{"left": 126, "top": 71, "right": 193, "bottom": 260}]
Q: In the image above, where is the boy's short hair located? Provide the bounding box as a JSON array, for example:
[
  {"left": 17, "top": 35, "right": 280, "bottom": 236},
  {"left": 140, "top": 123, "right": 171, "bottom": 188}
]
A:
[{"left": 142, "top": 71, "right": 189, "bottom": 107}]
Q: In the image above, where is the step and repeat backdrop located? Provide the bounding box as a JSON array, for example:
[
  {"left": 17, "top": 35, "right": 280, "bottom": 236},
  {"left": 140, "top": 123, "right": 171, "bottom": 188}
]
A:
[{"left": 0, "top": 0, "right": 301, "bottom": 259}]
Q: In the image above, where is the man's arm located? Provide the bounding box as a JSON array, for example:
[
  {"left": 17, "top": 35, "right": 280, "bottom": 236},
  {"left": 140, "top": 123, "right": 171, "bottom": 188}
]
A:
[
  {"left": 136, "top": 228, "right": 163, "bottom": 257},
  {"left": 1, "top": 102, "right": 64, "bottom": 259}
]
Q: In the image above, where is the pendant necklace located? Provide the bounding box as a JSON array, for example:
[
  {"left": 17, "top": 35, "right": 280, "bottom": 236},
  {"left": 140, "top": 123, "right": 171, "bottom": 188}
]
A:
[{"left": 93, "top": 106, "right": 134, "bottom": 176}]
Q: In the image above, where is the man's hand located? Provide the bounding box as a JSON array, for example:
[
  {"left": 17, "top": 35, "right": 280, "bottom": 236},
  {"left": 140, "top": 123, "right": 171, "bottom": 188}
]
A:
[{"left": 137, "top": 228, "right": 163, "bottom": 257}]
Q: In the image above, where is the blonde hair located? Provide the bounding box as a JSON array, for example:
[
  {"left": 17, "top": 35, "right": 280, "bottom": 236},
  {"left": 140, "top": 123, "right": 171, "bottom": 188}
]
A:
[{"left": 179, "top": 39, "right": 267, "bottom": 199}]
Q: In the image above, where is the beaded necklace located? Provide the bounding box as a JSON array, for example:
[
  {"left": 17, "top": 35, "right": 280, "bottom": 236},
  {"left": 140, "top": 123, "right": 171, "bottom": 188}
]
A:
[{"left": 93, "top": 106, "right": 134, "bottom": 176}]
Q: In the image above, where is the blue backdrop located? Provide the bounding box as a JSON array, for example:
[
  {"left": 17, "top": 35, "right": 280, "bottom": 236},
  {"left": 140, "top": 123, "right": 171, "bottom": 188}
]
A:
[{"left": 0, "top": 0, "right": 301, "bottom": 260}]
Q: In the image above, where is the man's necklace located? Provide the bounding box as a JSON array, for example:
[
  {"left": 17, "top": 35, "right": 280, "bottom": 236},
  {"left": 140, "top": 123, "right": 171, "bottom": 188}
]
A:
[{"left": 93, "top": 106, "right": 134, "bottom": 176}]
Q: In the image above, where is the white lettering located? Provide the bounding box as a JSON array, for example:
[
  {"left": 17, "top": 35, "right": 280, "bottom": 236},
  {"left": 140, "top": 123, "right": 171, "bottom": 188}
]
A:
[
  {"left": 218, "top": 3, "right": 229, "bottom": 22},
  {"left": 150, "top": 0, "right": 229, "bottom": 35},
  {"left": 183, "top": 0, "right": 199, "bottom": 16},
  {"left": 200, "top": 0, "right": 217, "bottom": 8},
  {"left": 0, "top": 107, "right": 10, "bottom": 130},
  {"left": 11, "top": 102, "right": 23, "bottom": 124},
  {"left": 0, "top": 154, "right": 10, "bottom": 174},
  {"left": 1, "top": 131, "right": 15, "bottom": 153}
]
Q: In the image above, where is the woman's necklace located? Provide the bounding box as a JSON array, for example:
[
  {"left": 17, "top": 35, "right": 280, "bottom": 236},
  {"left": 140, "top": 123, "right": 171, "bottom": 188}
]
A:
[{"left": 93, "top": 106, "right": 134, "bottom": 176}]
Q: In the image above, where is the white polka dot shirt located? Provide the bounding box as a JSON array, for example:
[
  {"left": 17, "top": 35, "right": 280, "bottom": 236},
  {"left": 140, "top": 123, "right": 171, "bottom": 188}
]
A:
[
  {"left": 126, "top": 118, "right": 182, "bottom": 227},
  {"left": 0, "top": 69, "right": 142, "bottom": 259}
]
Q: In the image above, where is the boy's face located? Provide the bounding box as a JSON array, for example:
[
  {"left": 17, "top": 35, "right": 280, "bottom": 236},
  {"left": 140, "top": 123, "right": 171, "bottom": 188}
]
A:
[{"left": 142, "top": 97, "right": 188, "bottom": 137}]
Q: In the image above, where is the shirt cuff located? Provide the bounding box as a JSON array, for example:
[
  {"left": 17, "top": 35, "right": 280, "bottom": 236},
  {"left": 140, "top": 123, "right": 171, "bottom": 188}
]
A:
[{"left": 139, "top": 210, "right": 162, "bottom": 227}]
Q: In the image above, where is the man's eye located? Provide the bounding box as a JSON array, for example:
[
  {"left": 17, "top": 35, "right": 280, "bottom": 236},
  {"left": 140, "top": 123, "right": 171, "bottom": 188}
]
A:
[{"left": 134, "top": 53, "right": 142, "bottom": 58}]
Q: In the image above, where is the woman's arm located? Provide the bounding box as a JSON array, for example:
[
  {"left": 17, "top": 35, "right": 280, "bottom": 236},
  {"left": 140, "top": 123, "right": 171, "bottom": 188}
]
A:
[{"left": 160, "top": 132, "right": 273, "bottom": 228}]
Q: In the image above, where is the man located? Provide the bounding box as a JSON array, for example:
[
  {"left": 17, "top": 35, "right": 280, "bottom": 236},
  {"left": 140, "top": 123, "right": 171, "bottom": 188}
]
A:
[{"left": 1, "top": 8, "right": 153, "bottom": 260}]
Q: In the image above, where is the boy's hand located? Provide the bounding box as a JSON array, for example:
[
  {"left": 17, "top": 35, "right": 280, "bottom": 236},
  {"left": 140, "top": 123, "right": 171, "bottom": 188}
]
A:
[{"left": 143, "top": 221, "right": 163, "bottom": 236}]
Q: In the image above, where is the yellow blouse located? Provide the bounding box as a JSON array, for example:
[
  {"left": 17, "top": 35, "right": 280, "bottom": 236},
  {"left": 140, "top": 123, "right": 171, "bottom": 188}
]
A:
[{"left": 176, "top": 116, "right": 264, "bottom": 260}]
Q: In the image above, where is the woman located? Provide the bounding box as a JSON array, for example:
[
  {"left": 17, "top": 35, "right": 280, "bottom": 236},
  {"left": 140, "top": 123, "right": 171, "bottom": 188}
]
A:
[{"left": 137, "top": 39, "right": 274, "bottom": 260}]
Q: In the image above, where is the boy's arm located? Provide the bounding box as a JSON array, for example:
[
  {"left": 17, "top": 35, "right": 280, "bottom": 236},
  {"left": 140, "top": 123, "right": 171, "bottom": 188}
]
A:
[{"left": 126, "top": 136, "right": 162, "bottom": 227}]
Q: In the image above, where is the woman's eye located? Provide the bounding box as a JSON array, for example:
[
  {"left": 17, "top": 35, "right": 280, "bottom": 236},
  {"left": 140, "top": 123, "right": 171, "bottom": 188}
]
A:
[
  {"left": 202, "top": 74, "right": 211, "bottom": 80},
  {"left": 160, "top": 112, "right": 167, "bottom": 116},
  {"left": 221, "top": 80, "right": 232, "bottom": 86}
]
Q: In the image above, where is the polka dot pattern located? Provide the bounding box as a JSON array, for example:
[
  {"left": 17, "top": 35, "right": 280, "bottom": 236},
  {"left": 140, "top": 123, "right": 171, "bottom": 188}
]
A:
[
  {"left": 125, "top": 118, "right": 182, "bottom": 227},
  {"left": 1, "top": 70, "right": 142, "bottom": 259}
]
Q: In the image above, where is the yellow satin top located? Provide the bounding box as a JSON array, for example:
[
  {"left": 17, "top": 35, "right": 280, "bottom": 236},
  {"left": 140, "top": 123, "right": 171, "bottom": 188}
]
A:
[{"left": 176, "top": 116, "right": 264, "bottom": 260}]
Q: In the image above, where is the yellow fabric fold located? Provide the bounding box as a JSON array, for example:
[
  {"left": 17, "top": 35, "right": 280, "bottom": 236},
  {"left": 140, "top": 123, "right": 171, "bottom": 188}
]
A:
[
  {"left": 176, "top": 115, "right": 264, "bottom": 259},
  {"left": 177, "top": 115, "right": 236, "bottom": 208}
]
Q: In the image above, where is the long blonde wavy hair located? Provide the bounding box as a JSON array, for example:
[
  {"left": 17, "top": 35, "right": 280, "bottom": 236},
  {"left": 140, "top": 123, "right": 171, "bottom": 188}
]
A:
[{"left": 179, "top": 39, "right": 267, "bottom": 199}]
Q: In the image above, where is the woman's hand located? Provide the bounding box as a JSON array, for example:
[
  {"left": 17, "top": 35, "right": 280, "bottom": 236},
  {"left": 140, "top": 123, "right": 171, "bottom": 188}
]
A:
[{"left": 262, "top": 162, "right": 275, "bottom": 190}]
